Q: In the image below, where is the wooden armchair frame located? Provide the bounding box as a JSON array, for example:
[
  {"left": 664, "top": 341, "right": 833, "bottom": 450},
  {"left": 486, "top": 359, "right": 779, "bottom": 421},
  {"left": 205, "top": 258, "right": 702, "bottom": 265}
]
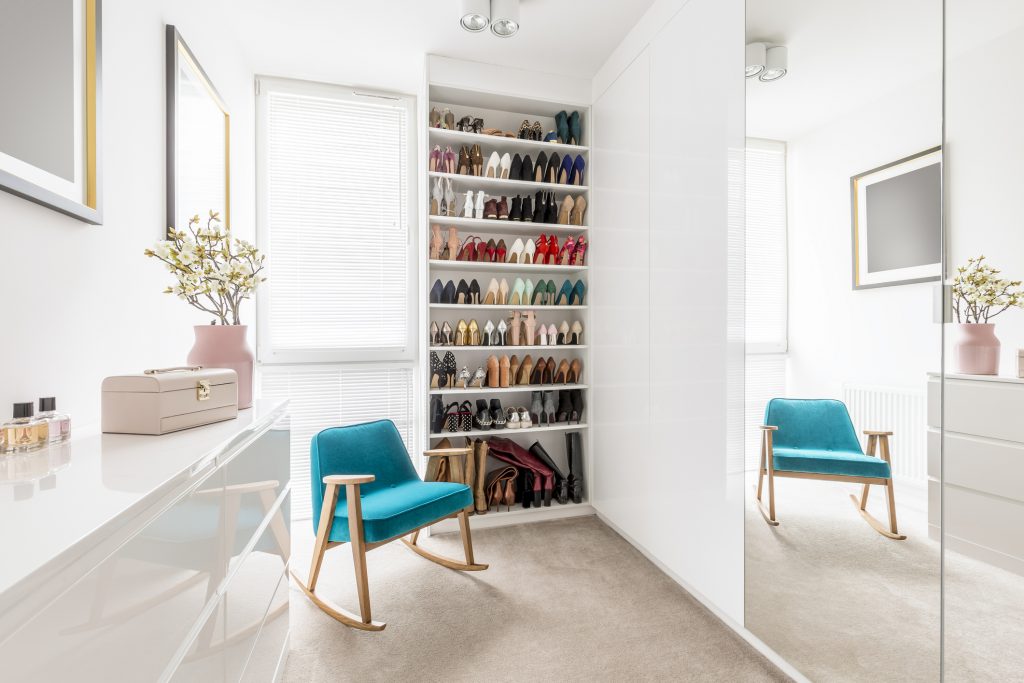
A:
[
  {"left": 755, "top": 426, "right": 906, "bottom": 541},
  {"left": 291, "top": 446, "right": 488, "bottom": 631}
]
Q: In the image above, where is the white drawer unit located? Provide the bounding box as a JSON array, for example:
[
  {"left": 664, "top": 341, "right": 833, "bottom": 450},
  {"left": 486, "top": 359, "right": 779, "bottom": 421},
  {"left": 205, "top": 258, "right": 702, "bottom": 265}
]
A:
[
  {"left": 0, "top": 401, "right": 290, "bottom": 683},
  {"left": 927, "top": 373, "right": 1024, "bottom": 575}
]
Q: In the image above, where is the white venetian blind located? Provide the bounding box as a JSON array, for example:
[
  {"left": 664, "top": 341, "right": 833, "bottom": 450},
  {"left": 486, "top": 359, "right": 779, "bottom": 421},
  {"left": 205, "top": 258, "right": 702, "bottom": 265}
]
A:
[
  {"left": 264, "top": 87, "right": 410, "bottom": 356},
  {"left": 745, "top": 139, "right": 788, "bottom": 353},
  {"left": 260, "top": 365, "right": 414, "bottom": 520}
]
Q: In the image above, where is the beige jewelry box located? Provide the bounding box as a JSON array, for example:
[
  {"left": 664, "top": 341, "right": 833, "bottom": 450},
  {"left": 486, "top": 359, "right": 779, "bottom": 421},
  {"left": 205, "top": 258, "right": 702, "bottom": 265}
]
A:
[{"left": 102, "top": 367, "right": 238, "bottom": 435}]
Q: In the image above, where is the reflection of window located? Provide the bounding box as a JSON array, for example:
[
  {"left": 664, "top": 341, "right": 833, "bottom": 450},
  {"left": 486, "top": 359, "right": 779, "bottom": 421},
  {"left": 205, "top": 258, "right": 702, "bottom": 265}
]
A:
[
  {"left": 256, "top": 78, "right": 416, "bottom": 519},
  {"left": 745, "top": 139, "right": 788, "bottom": 468}
]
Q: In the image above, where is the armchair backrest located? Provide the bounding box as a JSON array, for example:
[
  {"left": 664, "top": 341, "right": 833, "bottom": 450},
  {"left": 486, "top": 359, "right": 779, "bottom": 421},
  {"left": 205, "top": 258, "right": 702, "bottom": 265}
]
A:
[
  {"left": 310, "top": 420, "right": 418, "bottom": 527},
  {"left": 764, "top": 398, "right": 862, "bottom": 453}
]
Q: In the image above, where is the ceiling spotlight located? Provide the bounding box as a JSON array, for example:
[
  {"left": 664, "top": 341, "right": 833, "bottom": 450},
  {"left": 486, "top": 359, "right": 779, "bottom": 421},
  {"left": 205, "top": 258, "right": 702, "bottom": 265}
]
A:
[
  {"left": 759, "top": 46, "right": 788, "bottom": 82},
  {"left": 745, "top": 42, "right": 766, "bottom": 79},
  {"left": 460, "top": 0, "right": 489, "bottom": 32},
  {"left": 490, "top": 0, "right": 520, "bottom": 37}
]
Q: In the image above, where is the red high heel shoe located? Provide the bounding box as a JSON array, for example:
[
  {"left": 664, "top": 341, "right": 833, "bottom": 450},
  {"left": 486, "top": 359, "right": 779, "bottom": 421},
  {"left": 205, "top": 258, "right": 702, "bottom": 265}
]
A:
[
  {"left": 495, "top": 239, "right": 507, "bottom": 263},
  {"left": 484, "top": 238, "right": 497, "bottom": 262},
  {"left": 457, "top": 235, "right": 478, "bottom": 261},
  {"left": 557, "top": 236, "right": 576, "bottom": 266},
  {"left": 572, "top": 236, "right": 587, "bottom": 266},
  {"left": 475, "top": 239, "right": 488, "bottom": 262},
  {"left": 535, "top": 234, "right": 550, "bottom": 264}
]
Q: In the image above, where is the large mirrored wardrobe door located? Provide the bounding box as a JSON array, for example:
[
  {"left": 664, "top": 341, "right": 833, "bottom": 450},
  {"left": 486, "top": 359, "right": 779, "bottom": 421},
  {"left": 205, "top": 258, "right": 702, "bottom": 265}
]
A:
[
  {"left": 743, "top": 1, "right": 943, "bottom": 680},
  {"left": 942, "top": 2, "right": 1024, "bottom": 679}
]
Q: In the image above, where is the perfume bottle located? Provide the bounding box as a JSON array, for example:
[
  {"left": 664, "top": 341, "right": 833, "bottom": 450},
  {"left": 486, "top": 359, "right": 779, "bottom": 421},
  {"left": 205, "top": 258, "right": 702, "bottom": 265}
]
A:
[
  {"left": 38, "top": 397, "right": 71, "bottom": 443},
  {"left": 1, "top": 403, "right": 49, "bottom": 454}
]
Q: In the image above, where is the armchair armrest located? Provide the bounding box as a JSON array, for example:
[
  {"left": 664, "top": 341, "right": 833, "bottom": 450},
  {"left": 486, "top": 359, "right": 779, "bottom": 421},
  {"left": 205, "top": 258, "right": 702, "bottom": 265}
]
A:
[
  {"left": 324, "top": 474, "right": 375, "bottom": 486},
  {"left": 760, "top": 425, "right": 779, "bottom": 431},
  {"left": 863, "top": 430, "right": 893, "bottom": 436},
  {"left": 424, "top": 447, "right": 473, "bottom": 458}
]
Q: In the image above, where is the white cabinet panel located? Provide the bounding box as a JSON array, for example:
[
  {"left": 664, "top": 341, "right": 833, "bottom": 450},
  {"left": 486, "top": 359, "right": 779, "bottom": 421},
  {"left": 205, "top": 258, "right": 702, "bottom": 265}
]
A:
[{"left": 239, "top": 571, "right": 290, "bottom": 683}]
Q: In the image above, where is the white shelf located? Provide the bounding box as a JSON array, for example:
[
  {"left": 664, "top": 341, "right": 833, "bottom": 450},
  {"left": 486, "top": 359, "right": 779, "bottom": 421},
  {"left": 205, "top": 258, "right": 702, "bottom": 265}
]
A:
[
  {"left": 429, "top": 260, "right": 587, "bottom": 273},
  {"left": 430, "top": 345, "right": 587, "bottom": 351},
  {"left": 428, "top": 127, "right": 589, "bottom": 154},
  {"left": 428, "top": 215, "right": 588, "bottom": 235},
  {"left": 429, "top": 384, "right": 588, "bottom": 396},
  {"left": 429, "top": 304, "right": 587, "bottom": 311},
  {"left": 429, "top": 422, "right": 588, "bottom": 440},
  {"left": 429, "top": 502, "right": 595, "bottom": 534},
  {"left": 428, "top": 171, "right": 588, "bottom": 194}
]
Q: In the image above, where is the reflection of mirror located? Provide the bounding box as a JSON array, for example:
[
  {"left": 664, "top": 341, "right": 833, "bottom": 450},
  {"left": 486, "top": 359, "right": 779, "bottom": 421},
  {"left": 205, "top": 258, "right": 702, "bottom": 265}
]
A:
[
  {"left": 0, "top": 0, "right": 101, "bottom": 224},
  {"left": 165, "top": 25, "right": 229, "bottom": 236},
  {"left": 744, "top": 1, "right": 942, "bottom": 679},
  {"left": 944, "top": 1, "right": 1024, "bottom": 678}
]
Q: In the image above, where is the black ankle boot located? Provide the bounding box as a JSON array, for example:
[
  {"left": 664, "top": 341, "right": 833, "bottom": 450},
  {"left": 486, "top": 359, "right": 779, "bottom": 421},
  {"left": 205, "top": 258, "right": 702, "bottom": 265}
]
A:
[
  {"left": 566, "top": 431, "right": 584, "bottom": 504},
  {"left": 430, "top": 396, "right": 444, "bottom": 433},
  {"left": 556, "top": 390, "right": 572, "bottom": 422},
  {"left": 532, "top": 191, "right": 545, "bottom": 222},
  {"left": 521, "top": 195, "right": 533, "bottom": 222},
  {"left": 509, "top": 195, "right": 523, "bottom": 221},
  {"left": 544, "top": 192, "right": 558, "bottom": 224},
  {"left": 530, "top": 442, "right": 568, "bottom": 505}
]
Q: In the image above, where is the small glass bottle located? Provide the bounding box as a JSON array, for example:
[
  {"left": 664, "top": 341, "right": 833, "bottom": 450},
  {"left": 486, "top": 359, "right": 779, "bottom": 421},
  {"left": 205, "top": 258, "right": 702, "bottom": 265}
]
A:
[
  {"left": 38, "top": 397, "right": 71, "bottom": 443},
  {"left": 1, "top": 403, "right": 49, "bottom": 454}
]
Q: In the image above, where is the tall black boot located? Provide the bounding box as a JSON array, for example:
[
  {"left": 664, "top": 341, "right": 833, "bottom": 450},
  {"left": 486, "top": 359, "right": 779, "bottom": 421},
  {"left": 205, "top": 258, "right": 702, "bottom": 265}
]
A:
[
  {"left": 530, "top": 442, "right": 568, "bottom": 505},
  {"left": 567, "top": 431, "right": 584, "bottom": 504}
]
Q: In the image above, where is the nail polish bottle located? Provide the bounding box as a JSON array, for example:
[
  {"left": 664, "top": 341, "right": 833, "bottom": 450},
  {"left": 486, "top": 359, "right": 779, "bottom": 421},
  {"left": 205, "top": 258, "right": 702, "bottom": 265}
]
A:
[
  {"left": 38, "top": 397, "right": 71, "bottom": 444},
  {"left": 1, "top": 403, "right": 49, "bottom": 454}
]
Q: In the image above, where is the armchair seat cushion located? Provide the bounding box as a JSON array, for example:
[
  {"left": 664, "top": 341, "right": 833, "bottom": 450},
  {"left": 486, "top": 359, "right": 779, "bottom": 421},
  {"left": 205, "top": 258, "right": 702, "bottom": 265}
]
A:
[
  {"left": 328, "top": 480, "right": 472, "bottom": 544},
  {"left": 772, "top": 447, "right": 891, "bottom": 479}
]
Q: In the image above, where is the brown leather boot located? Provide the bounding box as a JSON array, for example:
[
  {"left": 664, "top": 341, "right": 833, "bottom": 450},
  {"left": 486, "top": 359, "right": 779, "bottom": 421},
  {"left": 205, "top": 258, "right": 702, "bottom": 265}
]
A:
[
  {"left": 484, "top": 198, "right": 498, "bottom": 219},
  {"left": 497, "top": 196, "right": 509, "bottom": 220}
]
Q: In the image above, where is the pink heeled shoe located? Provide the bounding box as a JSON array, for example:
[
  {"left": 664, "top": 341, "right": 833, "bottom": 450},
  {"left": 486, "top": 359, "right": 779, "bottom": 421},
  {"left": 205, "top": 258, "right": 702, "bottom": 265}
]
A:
[
  {"left": 510, "top": 311, "right": 522, "bottom": 346},
  {"left": 572, "top": 236, "right": 588, "bottom": 266},
  {"left": 429, "top": 145, "right": 442, "bottom": 172},
  {"left": 444, "top": 146, "right": 457, "bottom": 174}
]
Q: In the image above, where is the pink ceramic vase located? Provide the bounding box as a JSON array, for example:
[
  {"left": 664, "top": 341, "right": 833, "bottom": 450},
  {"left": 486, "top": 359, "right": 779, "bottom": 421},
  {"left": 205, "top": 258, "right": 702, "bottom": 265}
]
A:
[
  {"left": 187, "top": 325, "right": 254, "bottom": 408},
  {"left": 953, "top": 323, "right": 1000, "bottom": 375}
]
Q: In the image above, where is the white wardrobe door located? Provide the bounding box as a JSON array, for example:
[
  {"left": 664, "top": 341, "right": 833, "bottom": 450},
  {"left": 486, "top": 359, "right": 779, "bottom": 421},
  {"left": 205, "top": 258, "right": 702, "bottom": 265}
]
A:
[{"left": 591, "top": 48, "right": 653, "bottom": 546}]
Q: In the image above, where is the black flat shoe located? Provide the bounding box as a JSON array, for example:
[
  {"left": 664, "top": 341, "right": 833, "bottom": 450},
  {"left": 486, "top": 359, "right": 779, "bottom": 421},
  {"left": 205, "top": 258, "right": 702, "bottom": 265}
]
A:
[
  {"left": 534, "top": 151, "right": 548, "bottom": 183},
  {"left": 430, "top": 279, "right": 444, "bottom": 303},
  {"left": 510, "top": 153, "right": 522, "bottom": 181},
  {"left": 455, "top": 279, "right": 470, "bottom": 304},
  {"left": 520, "top": 155, "right": 534, "bottom": 182},
  {"left": 441, "top": 280, "right": 456, "bottom": 304}
]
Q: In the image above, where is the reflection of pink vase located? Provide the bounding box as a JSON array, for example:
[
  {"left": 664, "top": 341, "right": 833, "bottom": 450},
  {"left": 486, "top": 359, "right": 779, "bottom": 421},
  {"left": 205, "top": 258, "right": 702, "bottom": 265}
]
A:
[
  {"left": 953, "top": 323, "right": 1000, "bottom": 375},
  {"left": 187, "top": 325, "right": 254, "bottom": 408}
]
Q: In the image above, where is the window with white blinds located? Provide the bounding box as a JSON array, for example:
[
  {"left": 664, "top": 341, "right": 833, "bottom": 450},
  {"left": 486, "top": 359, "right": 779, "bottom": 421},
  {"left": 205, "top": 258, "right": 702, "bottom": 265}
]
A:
[
  {"left": 260, "top": 365, "right": 414, "bottom": 520},
  {"left": 257, "top": 78, "right": 414, "bottom": 363},
  {"left": 256, "top": 78, "right": 417, "bottom": 519},
  {"left": 745, "top": 139, "right": 788, "bottom": 353}
]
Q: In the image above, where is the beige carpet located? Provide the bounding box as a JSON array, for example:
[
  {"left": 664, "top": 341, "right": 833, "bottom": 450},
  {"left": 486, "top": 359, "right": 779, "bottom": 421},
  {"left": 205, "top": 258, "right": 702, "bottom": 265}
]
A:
[
  {"left": 745, "top": 477, "right": 1024, "bottom": 682},
  {"left": 285, "top": 517, "right": 787, "bottom": 682}
]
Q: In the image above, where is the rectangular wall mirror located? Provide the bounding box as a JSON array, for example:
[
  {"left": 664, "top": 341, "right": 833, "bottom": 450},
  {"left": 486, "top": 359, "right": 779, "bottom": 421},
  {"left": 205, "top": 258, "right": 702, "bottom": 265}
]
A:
[
  {"left": 166, "top": 25, "right": 229, "bottom": 235},
  {"left": 0, "top": 0, "right": 101, "bottom": 224}
]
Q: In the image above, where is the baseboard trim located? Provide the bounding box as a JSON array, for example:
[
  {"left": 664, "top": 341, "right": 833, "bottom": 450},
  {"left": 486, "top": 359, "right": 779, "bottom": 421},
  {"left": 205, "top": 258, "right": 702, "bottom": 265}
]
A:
[{"left": 595, "top": 510, "right": 810, "bottom": 683}]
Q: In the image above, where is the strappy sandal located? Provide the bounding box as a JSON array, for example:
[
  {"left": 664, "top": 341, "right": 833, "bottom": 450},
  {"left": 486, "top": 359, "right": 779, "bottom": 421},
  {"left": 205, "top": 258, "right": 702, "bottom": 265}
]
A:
[
  {"left": 458, "top": 401, "right": 474, "bottom": 431},
  {"left": 442, "top": 402, "right": 461, "bottom": 432},
  {"left": 517, "top": 120, "right": 531, "bottom": 139}
]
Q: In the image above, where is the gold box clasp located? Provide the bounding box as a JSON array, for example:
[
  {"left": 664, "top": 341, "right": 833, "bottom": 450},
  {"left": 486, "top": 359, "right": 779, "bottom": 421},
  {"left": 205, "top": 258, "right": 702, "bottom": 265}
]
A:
[{"left": 196, "top": 380, "right": 211, "bottom": 401}]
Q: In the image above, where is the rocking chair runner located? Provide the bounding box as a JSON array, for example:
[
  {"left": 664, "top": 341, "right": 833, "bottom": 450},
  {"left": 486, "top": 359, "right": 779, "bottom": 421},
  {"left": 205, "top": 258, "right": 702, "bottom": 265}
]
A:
[
  {"left": 291, "top": 420, "right": 488, "bottom": 631},
  {"left": 755, "top": 398, "right": 906, "bottom": 540}
]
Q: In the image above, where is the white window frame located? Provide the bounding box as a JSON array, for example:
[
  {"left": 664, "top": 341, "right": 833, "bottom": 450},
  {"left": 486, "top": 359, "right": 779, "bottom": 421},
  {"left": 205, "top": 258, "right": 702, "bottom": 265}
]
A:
[
  {"left": 254, "top": 76, "right": 418, "bottom": 366},
  {"left": 745, "top": 137, "right": 789, "bottom": 356}
]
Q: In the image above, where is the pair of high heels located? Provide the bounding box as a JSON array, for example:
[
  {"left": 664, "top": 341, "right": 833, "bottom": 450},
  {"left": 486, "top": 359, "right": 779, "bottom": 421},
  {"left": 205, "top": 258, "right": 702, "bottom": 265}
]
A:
[
  {"left": 555, "top": 111, "right": 583, "bottom": 146},
  {"left": 429, "top": 108, "right": 483, "bottom": 133},
  {"left": 517, "top": 120, "right": 544, "bottom": 141},
  {"left": 432, "top": 320, "right": 503, "bottom": 346},
  {"left": 530, "top": 390, "right": 585, "bottom": 425},
  {"left": 556, "top": 195, "right": 588, "bottom": 226},
  {"left": 430, "top": 278, "right": 480, "bottom": 305},
  {"left": 429, "top": 351, "right": 457, "bottom": 388},
  {"left": 429, "top": 145, "right": 456, "bottom": 174},
  {"left": 429, "top": 225, "right": 461, "bottom": 260},
  {"left": 430, "top": 178, "right": 456, "bottom": 216},
  {"left": 495, "top": 354, "right": 583, "bottom": 386}
]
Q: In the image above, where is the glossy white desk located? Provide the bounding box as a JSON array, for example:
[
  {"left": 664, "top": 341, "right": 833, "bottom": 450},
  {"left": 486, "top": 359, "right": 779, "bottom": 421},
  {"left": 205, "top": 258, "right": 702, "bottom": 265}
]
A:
[{"left": 0, "top": 400, "right": 291, "bottom": 682}]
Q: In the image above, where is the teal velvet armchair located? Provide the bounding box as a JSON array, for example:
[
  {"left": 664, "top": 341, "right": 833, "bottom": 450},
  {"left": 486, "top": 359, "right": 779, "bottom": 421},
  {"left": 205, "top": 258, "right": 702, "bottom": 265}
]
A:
[
  {"left": 292, "top": 420, "right": 488, "bottom": 631},
  {"left": 756, "top": 398, "right": 906, "bottom": 540}
]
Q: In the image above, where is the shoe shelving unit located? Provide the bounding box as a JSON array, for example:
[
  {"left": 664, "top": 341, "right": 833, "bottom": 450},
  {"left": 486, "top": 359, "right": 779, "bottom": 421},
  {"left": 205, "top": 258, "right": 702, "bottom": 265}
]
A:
[{"left": 422, "top": 81, "right": 593, "bottom": 533}]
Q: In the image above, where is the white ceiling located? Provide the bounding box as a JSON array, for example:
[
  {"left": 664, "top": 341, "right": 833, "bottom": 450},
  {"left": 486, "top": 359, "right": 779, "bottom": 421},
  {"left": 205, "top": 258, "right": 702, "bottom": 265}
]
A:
[
  {"left": 226, "top": 0, "right": 657, "bottom": 94},
  {"left": 745, "top": 0, "right": 943, "bottom": 142}
]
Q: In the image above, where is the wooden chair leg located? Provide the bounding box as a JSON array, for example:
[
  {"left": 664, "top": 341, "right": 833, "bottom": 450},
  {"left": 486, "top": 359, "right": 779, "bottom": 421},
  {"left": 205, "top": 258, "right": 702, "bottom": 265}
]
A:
[
  {"left": 346, "top": 483, "right": 372, "bottom": 625},
  {"left": 754, "top": 430, "right": 780, "bottom": 527},
  {"left": 849, "top": 435, "right": 906, "bottom": 540},
  {"left": 308, "top": 483, "right": 339, "bottom": 591},
  {"left": 457, "top": 509, "right": 476, "bottom": 565}
]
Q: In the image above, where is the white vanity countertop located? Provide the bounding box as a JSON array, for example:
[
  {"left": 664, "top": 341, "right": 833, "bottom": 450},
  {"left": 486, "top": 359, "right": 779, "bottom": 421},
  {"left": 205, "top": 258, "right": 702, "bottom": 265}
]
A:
[
  {"left": 927, "top": 372, "right": 1024, "bottom": 384},
  {"left": 0, "top": 399, "right": 288, "bottom": 601}
]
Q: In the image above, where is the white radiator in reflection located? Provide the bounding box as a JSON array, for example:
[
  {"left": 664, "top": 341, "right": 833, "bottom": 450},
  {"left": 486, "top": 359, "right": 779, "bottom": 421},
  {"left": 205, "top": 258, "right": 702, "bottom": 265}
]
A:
[{"left": 843, "top": 385, "right": 927, "bottom": 482}]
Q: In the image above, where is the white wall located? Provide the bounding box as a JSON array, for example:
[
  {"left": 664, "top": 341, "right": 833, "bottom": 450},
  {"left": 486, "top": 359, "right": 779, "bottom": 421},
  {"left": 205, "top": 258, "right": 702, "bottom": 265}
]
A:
[
  {"left": 786, "top": 77, "right": 942, "bottom": 399},
  {"left": 0, "top": 0, "right": 254, "bottom": 426},
  {"left": 591, "top": 0, "right": 745, "bottom": 623},
  {"left": 946, "top": 8, "right": 1024, "bottom": 374}
]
